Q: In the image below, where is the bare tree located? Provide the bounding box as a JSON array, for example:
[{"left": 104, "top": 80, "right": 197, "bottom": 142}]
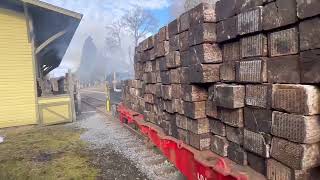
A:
[
  {"left": 104, "top": 5, "right": 158, "bottom": 75},
  {"left": 106, "top": 20, "right": 123, "bottom": 48},
  {"left": 121, "top": 6, "right": 158, "bottom": 46}
]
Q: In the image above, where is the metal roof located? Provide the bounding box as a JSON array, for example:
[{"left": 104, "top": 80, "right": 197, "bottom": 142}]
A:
[
  {"left": 22, "top": 0, "right": 82, "bottom": 19},
  {"left": 0, "top": 0, "right": 83, "bottom": 76},
  {"left": 22, "top": 0, "right": 82, "bottom": 76}
]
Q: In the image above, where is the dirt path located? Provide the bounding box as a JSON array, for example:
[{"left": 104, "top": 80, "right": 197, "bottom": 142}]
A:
[
  {"left": 0, "top": 102, "right": 183, "bottom": 180},
  {"left": 76, "top": 103, "right": 184, "bottom": 180},
  {"left": 75, "top": 104, "right": 149, "bottom": 180}
]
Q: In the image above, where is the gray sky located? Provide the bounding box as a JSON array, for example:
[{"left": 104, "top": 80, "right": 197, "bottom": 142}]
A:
[{"left": 43, "top": 0, "right": 180, "bottom": 77}]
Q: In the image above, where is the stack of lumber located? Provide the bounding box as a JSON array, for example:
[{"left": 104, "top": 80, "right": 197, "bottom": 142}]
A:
[{"left": 123, "top": 1, "right": 320, "bottom": 179}]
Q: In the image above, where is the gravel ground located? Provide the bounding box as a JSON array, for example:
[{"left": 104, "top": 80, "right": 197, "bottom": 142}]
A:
[{"left": 72, "top": 103, "right": 184, "bottom": 180}]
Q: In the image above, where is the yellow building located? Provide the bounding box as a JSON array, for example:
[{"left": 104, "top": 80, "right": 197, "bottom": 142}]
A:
[{"left": 0, "top": 0, "right": 82, "bottom": 128}]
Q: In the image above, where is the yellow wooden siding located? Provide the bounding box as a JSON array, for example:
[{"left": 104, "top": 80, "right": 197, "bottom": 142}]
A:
[
  {"left": 42, "top": 104, "right": 71, "bottom": 125},
  {"left": 38, "top": 96, "right": 71, "bottom": 104},
  {"left": 0, "top": 8, "right": 37, "bottom": 128},
  {"left": 38, "top": 96, "right": 72, "bottom": 125}
]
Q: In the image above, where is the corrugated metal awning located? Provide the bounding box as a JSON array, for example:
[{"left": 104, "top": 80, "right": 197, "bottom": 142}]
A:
[{"left": 22, "top": 0, "right": 82, "bottom": 76}]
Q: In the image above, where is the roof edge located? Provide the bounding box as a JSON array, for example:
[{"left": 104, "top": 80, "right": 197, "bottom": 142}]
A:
[{"left": 22, "top": 0, "right": 82, "bottom": 19}]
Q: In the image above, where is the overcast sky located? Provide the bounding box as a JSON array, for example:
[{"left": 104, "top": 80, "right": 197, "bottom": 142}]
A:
[{"left": 42, "top": 0, "right": 185, "bottom": 76}]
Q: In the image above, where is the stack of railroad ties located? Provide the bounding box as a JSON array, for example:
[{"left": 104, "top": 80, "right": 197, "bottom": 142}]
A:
[{"left": 122, "top": 0, "right": 320, "bottom": 179}]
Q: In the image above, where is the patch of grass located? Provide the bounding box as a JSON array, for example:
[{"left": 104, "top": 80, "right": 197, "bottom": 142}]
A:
[{"left": 0, "top": 126, "right": 99, "bottom": 180}]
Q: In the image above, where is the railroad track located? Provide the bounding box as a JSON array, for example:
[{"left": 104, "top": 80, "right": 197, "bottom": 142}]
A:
[
  {"left": 81, "top": 95, "right": 106, "bottom": 108},
  {"left": 81, "top": 94, "right": 184, "bottom": 180}
]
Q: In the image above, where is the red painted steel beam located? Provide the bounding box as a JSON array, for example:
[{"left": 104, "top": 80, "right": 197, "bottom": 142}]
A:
[{"left": 117, "top": 104, "right": 258, "bottom": 180}]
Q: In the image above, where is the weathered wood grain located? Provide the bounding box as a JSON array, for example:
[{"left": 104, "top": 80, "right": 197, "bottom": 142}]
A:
[
  {"left": 272, "top": 111, "right": 320, "bottom": 144},
  {"left": 182, "top": 84, "right": 208, "bottom": 102},
  {"left": 184, "top": 101, "right": 206, "bottom": 119},
  {"left": 227, "top": 142, "right": 247, "bottom": 165},
  {"left": 271, "top": 137, "right": 320, "bottom": 170},
  {"left": 187, "top": 117, "right": 210, "bottom": 134},
  {"left": 214, "top": 84, "right": 245, "bottom": 109},
  {"left": 272, "top": 84, "right": 320, "bottom": 115},
  {"left": 244, "top": 129, "right": 271, "bottom": 158},
  {"left": 188, "top": 64, "right": 220, "bottom": 83},
  {"left": 209, "top": 118, "right": 226, "bottom": 136},
  {"left": 245, "top": 84, "right": 272, "bottom": 108},
  {"left": 189, "top": 132, "right": 211, "bottom": 151},
  {"left": 262, "top": 0, "right": 297, "bottom": 30},
  {"left": 299, "top": 17, "right": 320, "bottom": 51},
  {"left": 210, "top": 135, "right": 229, "bottom": 157},
  {"left": 244, "top": 107, "right": 272, "bottom": 134},
  {"left": 267, "top": 55, "right": 300, "bottom": 84},
  {"left": 269, "top": 27, "right": 299, "bottom": 57}
]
